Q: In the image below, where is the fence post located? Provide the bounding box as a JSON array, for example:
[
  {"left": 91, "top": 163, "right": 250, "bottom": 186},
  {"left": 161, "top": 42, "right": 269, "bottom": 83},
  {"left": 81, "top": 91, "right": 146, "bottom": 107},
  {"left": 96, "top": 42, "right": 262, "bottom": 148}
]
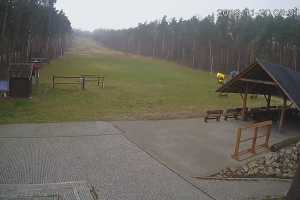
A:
[
  {"left": 251, "top": 127, "right": 258, "bottom": 153},
  {"left": 80, "top": 77, "right": 85, "bottom": 90},
  {"left": 233, "top": 128, "right": 242, "bottom": 160},
  {"left": 264, "top": 125, "right": 272, "bottom": 148},
  {"left": 52, "top": 76, "right": 55, "bottom": 88}
]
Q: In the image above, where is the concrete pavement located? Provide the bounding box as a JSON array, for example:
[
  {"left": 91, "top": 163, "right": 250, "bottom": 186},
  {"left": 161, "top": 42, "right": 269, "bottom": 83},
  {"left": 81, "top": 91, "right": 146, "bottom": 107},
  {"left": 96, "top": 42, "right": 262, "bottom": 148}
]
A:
[
  {"left": 113, "top": 118, "right": 288, "bottom": 177},
  {"left": 193, "top": 178, "right": 291, "bottom": 200},
  {"left": 0, "top": 121, "right": 212, "bottom": 200},
  {"left": 0, "top": 119, "right": 295, "bottom": 199}
]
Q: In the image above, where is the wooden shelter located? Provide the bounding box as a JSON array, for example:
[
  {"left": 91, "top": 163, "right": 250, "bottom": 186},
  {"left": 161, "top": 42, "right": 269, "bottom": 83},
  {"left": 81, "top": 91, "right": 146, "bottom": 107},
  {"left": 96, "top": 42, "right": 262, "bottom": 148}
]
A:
[
  {"left": 217, "top": 59, "right": 300, "bottom": 132},
  {"left": 9, "top": 63, "right": 33, "bottom": 98}
]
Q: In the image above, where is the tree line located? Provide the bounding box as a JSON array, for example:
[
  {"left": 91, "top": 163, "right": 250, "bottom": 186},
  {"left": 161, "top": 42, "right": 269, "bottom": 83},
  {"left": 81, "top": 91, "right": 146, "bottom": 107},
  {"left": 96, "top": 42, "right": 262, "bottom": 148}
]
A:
[
  {"left": 93, "top": 8, "right": 300, "bottom": 73},
  {"left": 0, "top": 0, "right": 72, "bottom": 67}
]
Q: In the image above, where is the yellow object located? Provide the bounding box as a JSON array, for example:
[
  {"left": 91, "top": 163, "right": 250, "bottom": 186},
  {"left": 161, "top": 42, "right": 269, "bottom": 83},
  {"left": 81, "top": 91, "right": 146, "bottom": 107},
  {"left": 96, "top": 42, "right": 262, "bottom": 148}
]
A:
[{"left": 217, "top": 73, "right": 225, "bottom": 85}]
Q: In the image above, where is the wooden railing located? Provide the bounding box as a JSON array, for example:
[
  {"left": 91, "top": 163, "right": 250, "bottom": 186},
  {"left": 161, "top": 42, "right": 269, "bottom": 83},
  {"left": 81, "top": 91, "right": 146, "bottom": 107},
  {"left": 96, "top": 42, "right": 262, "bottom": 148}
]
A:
[
  {"left": 52, "top": 75, "right": 105, "bottom": 90},
  {"left": 52, "top": 76, "right": 85, "bottom": 89},
  {"left": 232, "top": 120, "right": 272, "bottom": 161},
  {"left": 81, "top": 75, "right": 104, "bottom": 88}
]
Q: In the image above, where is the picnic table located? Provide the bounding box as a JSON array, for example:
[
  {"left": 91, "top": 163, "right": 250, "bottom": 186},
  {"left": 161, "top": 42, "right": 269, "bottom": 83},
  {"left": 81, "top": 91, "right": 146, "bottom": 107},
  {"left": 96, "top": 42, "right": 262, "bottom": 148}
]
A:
[
  {"left": 224, "top": 108, "right": 242, "bottom": 120},
  {"left": 204, "top": 110, "right": 223, "bottom": 122},
  {"left": 248, "top": 106, "right": 280, "bottom": 121}
]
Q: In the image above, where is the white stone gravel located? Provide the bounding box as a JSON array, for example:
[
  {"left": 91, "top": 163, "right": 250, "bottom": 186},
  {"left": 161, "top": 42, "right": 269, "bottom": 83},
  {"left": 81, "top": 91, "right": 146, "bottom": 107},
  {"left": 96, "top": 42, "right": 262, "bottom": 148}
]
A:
[{"left": 217, "top": 142, "right": 300, "bottom": 179}]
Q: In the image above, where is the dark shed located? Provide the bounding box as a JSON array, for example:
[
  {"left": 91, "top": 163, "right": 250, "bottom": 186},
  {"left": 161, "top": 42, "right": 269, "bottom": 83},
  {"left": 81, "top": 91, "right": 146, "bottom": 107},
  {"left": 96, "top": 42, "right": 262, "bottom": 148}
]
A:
[
  {"left": 217, "top": 59, "right": 300, "bottom": 132},
  {"left": 0, "top": 67, "right": 9, "bottom": 80},
  {"left": 9, "top": 63, "right": 33, "bottom": 98}
]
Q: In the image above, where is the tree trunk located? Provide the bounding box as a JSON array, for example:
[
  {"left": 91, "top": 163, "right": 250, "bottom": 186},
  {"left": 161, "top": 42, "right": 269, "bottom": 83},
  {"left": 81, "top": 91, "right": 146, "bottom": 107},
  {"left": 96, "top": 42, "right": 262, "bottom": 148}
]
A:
[
  {"left": 209, "top": 40, "right": 213, "bottom": 73},
  {"left": 137, "top": 40, "right": 141, "bottom": 55},
  {"left": 161, "top": 36, "right": 165, "bottom": 58},
  {"left": 286, "top": 162, "right": 300, "bottom": 200},
  {"left": 226, "top": 48, "right": 229, "bottom": 68},
  {"left": 237, "top": 50, "right": 241, "bottom": 72},
  {"left": 279, "top": 43, "right": 282, "bottom": 64},
  {"left": 1, "top": 1, "right": 9, "bottom": 39},
  {"left": 294, "top": 48, "right": 297, "bottom": 72},
  {"left": 192, "top": 40, "right": 196, "bottom": 67}
]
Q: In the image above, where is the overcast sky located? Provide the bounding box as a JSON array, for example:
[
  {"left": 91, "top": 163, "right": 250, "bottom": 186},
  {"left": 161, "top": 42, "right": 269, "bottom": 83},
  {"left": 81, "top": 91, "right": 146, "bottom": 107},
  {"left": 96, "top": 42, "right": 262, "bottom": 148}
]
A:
[{"left": 55, "top": 0, "right": 300, "bottom": 31}]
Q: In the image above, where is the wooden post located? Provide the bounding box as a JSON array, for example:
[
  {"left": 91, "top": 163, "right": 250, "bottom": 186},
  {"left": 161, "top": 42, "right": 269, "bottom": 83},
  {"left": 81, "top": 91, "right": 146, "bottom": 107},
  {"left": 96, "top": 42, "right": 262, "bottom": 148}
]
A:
[
  {"left": 251, "top": 127, "right": 258, "bottom": 153},
  {"left": 266, "top": 94, "right": 271, "bottom": 109},
  {"left": 232, "top": 128, "right": 242, "bottom": 160},
  {"left": 52, "top": 76, "right": 55, "bottom": 88},
  {"left": 279, "top": 97, "right": 287, "bottom": 133},
  {"left": 80, "top": 77, "right": 85, "bottom": 90},
  {"left": 264, "top": 125, "right": 272, "bottom": 148},
  {"left": 241, "top": 90, "right": 248, "bottom": 120}
]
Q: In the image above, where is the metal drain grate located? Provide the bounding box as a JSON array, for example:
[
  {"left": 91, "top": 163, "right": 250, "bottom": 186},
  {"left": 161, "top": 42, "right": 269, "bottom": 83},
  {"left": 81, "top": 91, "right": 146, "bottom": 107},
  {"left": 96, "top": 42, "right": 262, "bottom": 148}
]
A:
[{"left": 0, "top": 193, "right": 60, "bottom": 200}]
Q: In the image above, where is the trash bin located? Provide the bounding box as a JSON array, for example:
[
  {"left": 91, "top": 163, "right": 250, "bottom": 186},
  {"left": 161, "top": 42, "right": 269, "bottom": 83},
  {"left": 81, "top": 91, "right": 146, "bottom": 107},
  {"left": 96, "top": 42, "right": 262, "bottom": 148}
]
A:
[
  {"left": 9, "top": 63, "right": 33, "bottom": 98},
  {"left": 0, "top": 80, "right": 9, "bottom": 97}
]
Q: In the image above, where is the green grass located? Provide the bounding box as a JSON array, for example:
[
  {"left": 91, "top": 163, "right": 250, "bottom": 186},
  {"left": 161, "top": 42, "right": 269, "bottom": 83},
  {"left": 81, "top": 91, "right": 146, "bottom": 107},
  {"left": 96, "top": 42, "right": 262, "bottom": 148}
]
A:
[{"left": 0, "top": 43, "right": 271, "bottom": 124}]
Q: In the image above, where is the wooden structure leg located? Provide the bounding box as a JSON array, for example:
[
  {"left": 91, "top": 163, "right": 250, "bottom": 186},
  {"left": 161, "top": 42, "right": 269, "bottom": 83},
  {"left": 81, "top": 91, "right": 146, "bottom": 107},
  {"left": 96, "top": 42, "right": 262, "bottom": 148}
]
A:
[
  {"left": 264, "top": 94, "right": 272, "bottom": 109},
  {"left": 279, "top": 97, "right": 287, "bottom": 133},
  {"left": 80, "top": 77, "right": 85, "bottom": 90},
  {"left": 241, "top": 92, "right": 248, "bottom": 120},
  {"left": 232, "top": 128, "right": 242, "bottom": 160},
  {"left": 264, "top": 125, "right": 272, "bottom": 148},
  {"left": 251, "top": 127, "right": 258, "bottom": 153}
]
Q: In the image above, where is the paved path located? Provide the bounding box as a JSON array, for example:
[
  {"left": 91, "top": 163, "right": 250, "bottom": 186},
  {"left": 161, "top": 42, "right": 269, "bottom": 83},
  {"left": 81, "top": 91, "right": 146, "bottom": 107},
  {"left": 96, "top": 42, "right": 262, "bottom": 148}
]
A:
[
  {"left": 114, "top": 119, "right": 289, "bottom": 177},
  {"left": 0, "top": 120, "right": 295, "bottom": 199},
  {"left": 0, "top": 121, "right": 212, "bottom": 200}
]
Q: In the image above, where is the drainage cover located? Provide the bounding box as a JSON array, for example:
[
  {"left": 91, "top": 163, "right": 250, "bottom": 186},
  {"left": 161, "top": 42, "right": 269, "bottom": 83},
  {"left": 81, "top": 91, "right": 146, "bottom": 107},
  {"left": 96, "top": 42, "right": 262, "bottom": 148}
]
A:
[{"left": 0, "top": 181, "right": 97, "bottom": 200}]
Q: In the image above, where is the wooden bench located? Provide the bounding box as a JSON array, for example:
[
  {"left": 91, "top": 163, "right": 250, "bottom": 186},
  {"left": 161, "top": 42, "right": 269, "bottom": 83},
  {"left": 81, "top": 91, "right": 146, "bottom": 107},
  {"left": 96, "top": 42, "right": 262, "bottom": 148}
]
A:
[
  {"left": 249, "top": 106, "right": 280, "bottom": 121},
  {"left": 52, "top": 76, "right": 85, "bottom": 90},
  {"left": 204, "top": 110, "right": 223, "bottom": 122},
  {"left": 81, "top": 75, "right": 104, "bottom": 88},
  {"left": 224, "top": 108, "right": 242, "bottom": 120}
]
